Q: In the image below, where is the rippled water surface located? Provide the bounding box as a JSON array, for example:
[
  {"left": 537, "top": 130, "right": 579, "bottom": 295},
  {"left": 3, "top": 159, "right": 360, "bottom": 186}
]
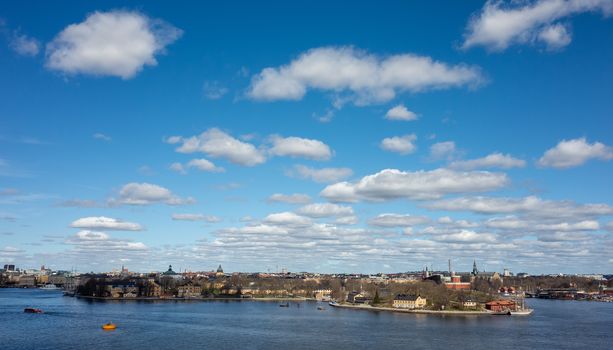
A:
[{"left": 1, "top": 289, "right": 611, "bottom": 349}]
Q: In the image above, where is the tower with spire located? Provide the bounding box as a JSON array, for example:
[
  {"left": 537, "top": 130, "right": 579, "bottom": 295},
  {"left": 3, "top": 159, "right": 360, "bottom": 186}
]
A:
[{"left": 472, "top": 260, "right": 479, "bottom": 276}]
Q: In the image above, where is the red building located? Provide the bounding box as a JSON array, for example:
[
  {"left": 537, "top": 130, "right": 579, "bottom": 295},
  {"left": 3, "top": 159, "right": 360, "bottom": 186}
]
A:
[
  {"left": 485, "top": 300, "right": 517, "bottom": 312},
  {"left": 445, "top": 275, "right": 471, "bottom": 290}
]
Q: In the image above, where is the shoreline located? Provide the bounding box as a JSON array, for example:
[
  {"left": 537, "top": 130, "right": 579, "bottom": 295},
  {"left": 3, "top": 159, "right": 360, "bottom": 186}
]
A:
[
  {"left": 73, "top": 295, "right": 314, "bottom": 302},
  {"left": 329, "top": 302, "right": 502, "bottom": 316}
]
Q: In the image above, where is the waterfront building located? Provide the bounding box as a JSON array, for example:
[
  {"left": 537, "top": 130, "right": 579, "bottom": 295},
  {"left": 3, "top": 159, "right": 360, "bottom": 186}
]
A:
[
  {"left": 313, "top": 289, "right": 332, "bottom": 301},
  {"left": 392, "top": 294, "right": 427, "bottom": 309},
  {"left": 347, "top": 291, "right": 370, "bottom": 304},
  {"left": 177, "top": 281, "right": 202, "bottom": 298},
  {"left": 485, "top": 300, "right": 517, "bottom": 312},
  {"left": 462, "top": 300, "right": 478, "bottom": 309}
]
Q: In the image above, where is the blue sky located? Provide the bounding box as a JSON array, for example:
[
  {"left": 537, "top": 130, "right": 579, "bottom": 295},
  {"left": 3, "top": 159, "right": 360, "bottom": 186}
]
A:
[{"left": 1, "top": 1, "right": 612, "bottom": 274}]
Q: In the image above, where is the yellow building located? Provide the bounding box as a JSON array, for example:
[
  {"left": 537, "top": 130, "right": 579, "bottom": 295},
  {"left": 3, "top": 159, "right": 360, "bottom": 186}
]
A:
[
  {"left": 392, "top": 294, "right": 427, "bottom": 309},
  {"left": 177, "top": 282, "right": 202, "bottom": 298}
]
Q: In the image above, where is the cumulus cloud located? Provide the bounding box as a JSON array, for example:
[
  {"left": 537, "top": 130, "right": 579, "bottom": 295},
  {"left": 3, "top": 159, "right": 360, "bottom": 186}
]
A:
[
  {"left": 268, "top": 193, "right": 311, "bottom": 204},
  {"left": 430, "top": 141, "right": 457, "bottom": 160},
  {"left": 187, "top": 158, "right": 225, "bottom": 173},
  {"left": 268, "top": 135, "right": 332, "bottom": 160},
  {"left": 71, "top": 216, "right": 143, "bottom": 231},
  {"left": 248, "top": 46, "right": 483, "bottom": 104},
  {"left": 385, "top": 104, "right": 418, "bottom": 121},
  {"left": 380, "top": 134, "right": 417, "bottom": 155},
  {"left": 538, "top": 137, "right": 613, "bottom": 168},
  {"left": 463, "top": 0, "right": 613, "bottom": 51},
  {"left": 75, "top": 230, "right": 110, "bottom": 241},
  {"left": 426, "top": 196, "right": 613, "bottom": 220},
  {"left": 449, "top": 153, "right": 526, "bottom": 170},
  {"left": 167, "top": 128, "right": 266, "bottom": 167},
  {"left": 287, "top": 164, "right": 353, "bottom": 183},
  {"left": 485, "top": 216, "right": 599, "bottom": 231},
  {"left": 172, "top": 213, "right": 221, "bottom": 223},
  {"left": 297, "top": 203, "right": 355, "bottom": 218},
  {"left": 10, "top": 33, "right": 40, "bottom": 56},
  {"left": 113, "top": 182, "right": 194, "bottom": 206},
  {"left": 46, "top": 10, "right": 182, "bottom": 78},
  {"left": 432, "top": 230, "right": 497, "bottom": 243},
  {"left": 263, "top": 212, "right": 313, "bottom": 227},
  {"left": 321, "top": 168, "right": 508, "bottom": 202},
  {"left": 368, "top": 214, "right": 430, "bottom": 227}
]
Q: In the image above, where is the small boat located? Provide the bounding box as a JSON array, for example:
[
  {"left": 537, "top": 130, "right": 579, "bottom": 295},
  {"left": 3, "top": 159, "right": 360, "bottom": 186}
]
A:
[
  {"left": 40, "top": 284, "right": 60, "bottom": 290},
  {"left": 24, "top": 308, "right": 43, "bottom": 314},
  {"left": 102, "top": 322, "right": 117, "bottom": 330},
  {"left": 279, "top": 303, "right": 289, "bottom": 307},
  {"left": 317, "top": 306, "right": 326, "bottom": 310},
  {"left": 509, "top": 309, "right": 534, "bottom": 316}
]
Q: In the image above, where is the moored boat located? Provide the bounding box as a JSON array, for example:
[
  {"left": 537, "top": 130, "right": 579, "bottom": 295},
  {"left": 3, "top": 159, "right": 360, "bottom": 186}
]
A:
[{"left": 24, "top": 308, "right": 43, "bottom": 314}]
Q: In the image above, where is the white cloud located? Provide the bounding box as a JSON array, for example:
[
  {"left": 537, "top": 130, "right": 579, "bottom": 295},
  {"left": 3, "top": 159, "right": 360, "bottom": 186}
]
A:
[
  {"left": 263, "top": 212, "right": 313, "bottom": 227},
  {"left": 268, "top": 193, "right": 311, "bottom": 204},
  {"left": 71, "top": 216, "right": 143, "bottom": 231},
  {"left": 268, "top": 135, "right": 332, "bottom": 160},
  {"left": 385, "top": 104, "right": 418, "bottom": 121},
  {"left": 46, "top": 10, "right": 182, "bottom": 78},
  {"left": 449, "top": 153, "right": 526, "bottom": 170},
  {"left": 463, "top": 0, "right": 613, "bottom": 51},
  {"left": 297, "top": 203, "right": 354, "bottom": 218},
  {"left": 113, "top": 182, "right": 194, "bottom": 205},
  {"left": 10, "top": 33, "right": 40, "bottom": 56},
  {"left": 93, "top": 133, "right": 111, "bottom": 142},
  {"left": 248, "top": 46, "right": 483, "bottom": 104},
  {"left": 538, "top": 137, "right": 613, "bottom": 168},
  {"left": 432, "top": 230, "right": 497, "bottom": 243},
  {"left": 538, "top": 23, "right": 572, "bottom": 49},
  {"left": 288, "top": 164, "right": 353, "bottom": 183},
  {"left": 321, "top": 168, "right": 508, "bottom": 202},
  {"left": 75, "top": 230, "right": 110, "bottom": 241},
  {"left": 187, "top": 158, "right": 225, "bottom": 173},
  {"left": 168, "top": 128, "right": 266, "bottom": 166},
  {"left": 380, "top": 134, "right": 417, "bottom": 155},
  {"left": 427, "top": 196, "right": 613, "bottom": 220},
  {"left": 172, "top": 213, "right": 221, "bottom": 223},
  {"left": 430, "top": 141, "right": 457, "bottom": 160},
  {"left": 368, "top": 214, "right": 430, "bottom": 227}
]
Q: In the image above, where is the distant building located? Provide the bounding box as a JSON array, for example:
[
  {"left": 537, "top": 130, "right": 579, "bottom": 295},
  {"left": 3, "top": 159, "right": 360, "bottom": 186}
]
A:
[
  {"left": 392, "top": 294, "right": 427, "bottom": 309},
  {"left": 162, "top": 265, "right": 182, "bottom": 280},
  {"left": 445, "top": 275, "right": 471, "bottom": 290},
  {"left": 516, "top": 272, "right": 529, "bottom": 278},
  {"left": 3, "top": 264, "right": 15, "bottom": 271},
  {"left": 216, "top": 265, "right": 224, "bottom": 277},
  {"left": 462, "top": 300, "right": 478, "bottom": 309},
  {"left": 18, "top": 275, "right": 36, "bottom": 287},
  {"left": 347, "top": 291, "right": 370, "bottom": 304},
  {"left": 177, "top": 282, "right": 201, "bottom": 298},
  {"left": 485, "top": 300, "right": 517, "bottom": 312},
  {"left": 313, "top": 289, "right": 332, "bottom": 301}
]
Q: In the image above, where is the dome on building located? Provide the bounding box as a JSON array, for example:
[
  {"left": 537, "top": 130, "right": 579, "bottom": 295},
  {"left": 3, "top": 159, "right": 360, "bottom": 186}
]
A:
[
  {"left": 163, "top": 265, "right": 178, "bottom": 276},
  {"left": 217, "top": 265, "right": 223, "bottom": 273}
]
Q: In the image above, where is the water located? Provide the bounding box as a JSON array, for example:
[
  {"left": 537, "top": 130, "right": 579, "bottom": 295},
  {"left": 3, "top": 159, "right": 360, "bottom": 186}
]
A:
[{"left": 1, "top": 289, "right": 611, "bottom": 350}]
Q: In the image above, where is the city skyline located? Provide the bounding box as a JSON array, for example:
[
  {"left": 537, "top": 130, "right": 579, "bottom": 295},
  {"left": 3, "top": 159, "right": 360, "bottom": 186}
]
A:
[{"left": 1, "top": 1, "right": 613, "bottom": 274}]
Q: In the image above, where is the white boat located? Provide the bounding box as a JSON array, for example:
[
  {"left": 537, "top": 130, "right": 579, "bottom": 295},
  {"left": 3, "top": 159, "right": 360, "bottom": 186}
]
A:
[
  {"left": 510, "top": 308, "right": 533, "bottom": 316},
  {"left": 40, "top": 284, "right": 60, "bottom": 290}
]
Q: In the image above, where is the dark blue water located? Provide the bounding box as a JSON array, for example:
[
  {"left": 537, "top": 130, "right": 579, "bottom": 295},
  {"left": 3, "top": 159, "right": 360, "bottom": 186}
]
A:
[{"left": 1, "top": 289, "right": 611, "bottom": 349}]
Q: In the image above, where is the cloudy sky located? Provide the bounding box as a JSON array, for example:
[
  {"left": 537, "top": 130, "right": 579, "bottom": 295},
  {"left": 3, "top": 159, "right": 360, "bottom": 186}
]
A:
[{"left": 1, "top": 1, "right": 612, "bottom": 274}]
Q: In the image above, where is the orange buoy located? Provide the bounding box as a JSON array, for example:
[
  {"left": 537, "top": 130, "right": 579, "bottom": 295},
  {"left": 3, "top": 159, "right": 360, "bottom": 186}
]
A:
[{"left": 102, "top": 322, "right": 117, "bottom": 330}]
